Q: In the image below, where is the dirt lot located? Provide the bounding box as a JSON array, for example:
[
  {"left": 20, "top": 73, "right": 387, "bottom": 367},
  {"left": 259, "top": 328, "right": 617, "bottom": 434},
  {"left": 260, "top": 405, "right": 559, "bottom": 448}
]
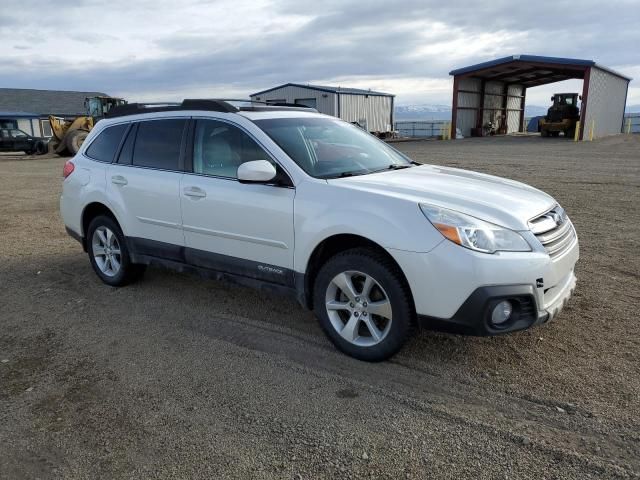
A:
[{"left": 1, "top": 136, "right": 639, "bottom": 479}]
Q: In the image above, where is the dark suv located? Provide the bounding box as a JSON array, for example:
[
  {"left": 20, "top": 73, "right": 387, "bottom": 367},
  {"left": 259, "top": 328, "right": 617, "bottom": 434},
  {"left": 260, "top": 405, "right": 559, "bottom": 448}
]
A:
[{"left": 0, "top": 128, "right": 48, "bottom": 155}]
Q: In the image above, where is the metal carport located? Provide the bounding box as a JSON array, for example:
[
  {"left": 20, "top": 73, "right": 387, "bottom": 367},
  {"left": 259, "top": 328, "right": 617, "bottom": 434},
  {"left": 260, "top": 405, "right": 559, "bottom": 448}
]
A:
[{"left": 449, "top": 55, "right": 631, "bottom": 140}]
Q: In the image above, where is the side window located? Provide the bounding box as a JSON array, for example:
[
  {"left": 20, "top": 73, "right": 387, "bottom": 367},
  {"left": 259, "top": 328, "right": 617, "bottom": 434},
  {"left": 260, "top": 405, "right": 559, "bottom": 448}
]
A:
[
  {"left": 116, "top": 123, "right": 137, "bottom": 165},
  {"left": 11, "top": 129, "right": 28, "bottom": 138},
  {"left": 85, "top": 124, "right": 127, "bottom": 162},
  {"left": 132, "top": 119, "right": 186, "bottom": 170},
  {"left": 193, "top": 120, "right": 272, "bottom": 178}
]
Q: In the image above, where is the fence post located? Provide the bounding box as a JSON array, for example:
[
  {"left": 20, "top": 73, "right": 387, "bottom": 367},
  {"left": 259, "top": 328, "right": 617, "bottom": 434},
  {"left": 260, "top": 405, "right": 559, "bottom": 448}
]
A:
[
  {"left": 574, "top": 121, "right": 580, "bottom": 142},
  {"left": 589, "top": 119, "right": 595, "bottom": 141},
  {"left": 627, "top": 118, "right": 632, "bottom": 134},
  {"left": 448, "top": 122, "right": 452, "bottom": 140}
]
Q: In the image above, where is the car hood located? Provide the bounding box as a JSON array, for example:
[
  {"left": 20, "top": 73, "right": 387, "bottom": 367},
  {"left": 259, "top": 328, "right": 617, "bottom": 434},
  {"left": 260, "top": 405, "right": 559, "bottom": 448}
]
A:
[{"left": 328, "top": 165, "right": 556, "bottom": 230}]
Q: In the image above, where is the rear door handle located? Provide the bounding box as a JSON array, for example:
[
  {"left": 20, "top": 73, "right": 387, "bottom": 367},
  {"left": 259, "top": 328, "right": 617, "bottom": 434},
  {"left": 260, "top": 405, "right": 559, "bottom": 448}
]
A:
[
  {"left": 111, "top": 175, "right": 128, "bottom": 186},
  {"left": 184, "top": 187, "right": 207, "bottom": 198}
]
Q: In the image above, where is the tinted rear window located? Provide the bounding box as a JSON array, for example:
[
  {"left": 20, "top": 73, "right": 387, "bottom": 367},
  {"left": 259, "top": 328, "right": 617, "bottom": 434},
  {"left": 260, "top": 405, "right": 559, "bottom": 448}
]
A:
[
  {"left": 86, "top": 124, "right": 127, "bottom": 162},
  {"left": 132, "top": 119, "right": 186, "bottom": 170}
]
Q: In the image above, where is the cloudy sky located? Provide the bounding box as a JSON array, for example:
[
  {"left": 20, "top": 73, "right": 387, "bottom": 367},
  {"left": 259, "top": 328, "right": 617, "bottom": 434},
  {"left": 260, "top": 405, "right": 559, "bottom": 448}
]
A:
[{"left": 1, "top": 0, "right": 638, "bottom": 107}]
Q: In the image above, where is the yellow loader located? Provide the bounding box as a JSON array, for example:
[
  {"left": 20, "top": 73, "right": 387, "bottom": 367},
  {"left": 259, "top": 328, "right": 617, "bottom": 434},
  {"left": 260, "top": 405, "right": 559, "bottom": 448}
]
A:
[{"left": 49, "top": 96, "right": 127, "bottom": 155}]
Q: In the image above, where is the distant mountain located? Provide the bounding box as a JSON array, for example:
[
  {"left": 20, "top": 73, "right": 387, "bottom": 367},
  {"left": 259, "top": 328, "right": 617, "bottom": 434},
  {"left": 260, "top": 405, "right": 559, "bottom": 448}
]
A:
[
  {"left": 395, "top": 103, "right": 640, "bottom": 121},
  {"left": 394, "top": 104, "right": 550, "bottom": 121},
  {"left": 394, "top": 105, "right": 451, "bottom": 121},
  {"left": 523, "top": 105, "right": 548, "bottom": 117}
]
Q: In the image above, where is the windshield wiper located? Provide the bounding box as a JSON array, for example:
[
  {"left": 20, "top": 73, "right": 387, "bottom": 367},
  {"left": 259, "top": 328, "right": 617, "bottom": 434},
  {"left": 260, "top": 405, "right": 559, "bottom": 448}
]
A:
[
  {"left": 322, "top": 170, "right": 368, "bottom": 179},
  {"left": 368, "top": 163, "right": 414, "bottom": 174},
  {"left": 323, "top": 164, "right": 413, "bottom": 179}
]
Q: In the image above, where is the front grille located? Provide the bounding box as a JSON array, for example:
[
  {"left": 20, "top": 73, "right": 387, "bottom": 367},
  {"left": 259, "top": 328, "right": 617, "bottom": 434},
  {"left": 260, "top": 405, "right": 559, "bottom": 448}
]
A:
[{"left": 529, "top": 206, "right": 577, "bottom": 259}]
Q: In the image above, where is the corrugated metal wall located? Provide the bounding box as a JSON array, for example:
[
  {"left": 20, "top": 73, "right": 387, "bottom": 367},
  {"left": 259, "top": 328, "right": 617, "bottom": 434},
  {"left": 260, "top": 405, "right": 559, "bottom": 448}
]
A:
[
  {"left": 455, "top": 78, "right": 524, "bottom": 136},
  {"left": 338, "top": 94, "right": 393, "bottom": 132},
  {"left": 583, "top": 67, "right": 629, "bottom": 138},
  {"left": 251, "top": 86, "right": 393, "bottom": 132},
  {"left": 506, "top": 84, "right": 524, "bottom": 133},
  {"left": 250, "top": 86, "right": 337, "bottom": 116},
  {"left": 456, "top": 78, "right": 481, "bottom": 136},
  {"left": 482, "top": 81, "right": 504, "bottom": 127}
]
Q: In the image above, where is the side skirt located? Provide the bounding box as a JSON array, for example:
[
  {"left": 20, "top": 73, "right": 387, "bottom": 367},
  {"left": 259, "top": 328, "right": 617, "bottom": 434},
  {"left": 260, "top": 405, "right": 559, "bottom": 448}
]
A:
[{"left": 126, "top": 237, "right": 308, "bottom": 308}]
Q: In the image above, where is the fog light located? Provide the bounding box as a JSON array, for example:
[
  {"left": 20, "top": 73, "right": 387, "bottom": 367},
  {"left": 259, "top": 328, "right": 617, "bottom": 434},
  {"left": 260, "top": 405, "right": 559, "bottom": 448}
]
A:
[{"left": 491, "top": 300, "right": 513, "bottom": 325}]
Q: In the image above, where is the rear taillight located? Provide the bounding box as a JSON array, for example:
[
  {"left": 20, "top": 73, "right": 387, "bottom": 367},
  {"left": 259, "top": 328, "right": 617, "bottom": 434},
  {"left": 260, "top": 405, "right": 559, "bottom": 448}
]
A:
[{"left": 63, "top": 160, "right": 75, "bottom": 178}]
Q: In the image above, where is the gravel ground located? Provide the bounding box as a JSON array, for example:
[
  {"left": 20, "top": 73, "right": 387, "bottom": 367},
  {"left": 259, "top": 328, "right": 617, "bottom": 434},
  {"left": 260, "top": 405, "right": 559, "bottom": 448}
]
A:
[{"left": 1, "top": 135, "right": 639, "bottom": 479}]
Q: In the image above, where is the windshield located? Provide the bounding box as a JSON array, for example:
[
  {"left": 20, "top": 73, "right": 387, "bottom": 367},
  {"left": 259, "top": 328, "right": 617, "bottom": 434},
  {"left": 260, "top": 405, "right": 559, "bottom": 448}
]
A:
[{"left": 254, "top": 117, "right": 412, "bottom": 178}]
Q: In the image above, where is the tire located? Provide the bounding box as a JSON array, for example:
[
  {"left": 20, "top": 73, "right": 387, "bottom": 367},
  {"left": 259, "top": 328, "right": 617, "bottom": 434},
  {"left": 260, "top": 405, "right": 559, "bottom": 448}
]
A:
[
  {"left": 65, "top": 130, "right": 89, "bottom": 155},
  {"left": 86, "top": 215, "right": 145, "bottom": 287},
  {"left": 313, "top": 248, "right": 415, "bottom": 361},
  {"left": 35, "top": 141, "right": 47, "bottom": 155}
]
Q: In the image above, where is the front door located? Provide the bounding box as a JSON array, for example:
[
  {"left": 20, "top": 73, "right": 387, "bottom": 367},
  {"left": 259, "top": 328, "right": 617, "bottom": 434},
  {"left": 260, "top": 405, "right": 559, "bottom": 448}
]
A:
[{"left": 180, "top": 118, "right": 295, "bottom": 286}]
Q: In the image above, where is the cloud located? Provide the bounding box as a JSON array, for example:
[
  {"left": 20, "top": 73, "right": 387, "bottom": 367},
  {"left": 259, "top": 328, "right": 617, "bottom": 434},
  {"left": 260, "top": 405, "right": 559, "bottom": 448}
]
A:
[{"left": 0, "top": 0, "right": 637, "bottom": 105}]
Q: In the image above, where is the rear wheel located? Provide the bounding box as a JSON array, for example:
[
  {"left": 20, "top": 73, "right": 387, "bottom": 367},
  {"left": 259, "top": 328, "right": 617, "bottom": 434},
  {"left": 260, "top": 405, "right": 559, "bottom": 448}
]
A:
[
  {"left": 313, "top": 248, "right": 414, "bottom": 361},
  {"left": 35, "top": 141, "right": 47, "bottom": 154},
  {"left": 66, "top": 130, "right": 89, "bottom": 155},
  {"left": 87, "top": 215, "right": 145, "bottom": 287}
]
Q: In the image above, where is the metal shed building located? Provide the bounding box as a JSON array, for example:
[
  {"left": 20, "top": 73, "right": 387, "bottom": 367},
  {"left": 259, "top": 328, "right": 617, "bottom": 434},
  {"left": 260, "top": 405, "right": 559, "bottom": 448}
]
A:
[
  {"left": 249, "top": 83, "right": 395, "bottom": 133},
  {"left": 449, "top": 55, "right": 631, "bottom": 140}
]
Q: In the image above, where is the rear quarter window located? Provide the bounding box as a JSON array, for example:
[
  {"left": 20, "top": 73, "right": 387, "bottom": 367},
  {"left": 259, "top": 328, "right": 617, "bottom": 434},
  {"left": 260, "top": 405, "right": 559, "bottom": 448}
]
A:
[{"left": 85, "top": 124, "right": 128, "bottom": 162}]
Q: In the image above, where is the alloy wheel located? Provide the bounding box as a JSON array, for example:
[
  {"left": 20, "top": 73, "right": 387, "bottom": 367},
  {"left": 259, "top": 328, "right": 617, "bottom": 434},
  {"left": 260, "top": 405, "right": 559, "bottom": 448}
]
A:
[
  {"left": 325, "top": 270, "right": 393, "bottom": 347},
  {"left": 92, "top": 226, "right": 122, "bottom": 277}
]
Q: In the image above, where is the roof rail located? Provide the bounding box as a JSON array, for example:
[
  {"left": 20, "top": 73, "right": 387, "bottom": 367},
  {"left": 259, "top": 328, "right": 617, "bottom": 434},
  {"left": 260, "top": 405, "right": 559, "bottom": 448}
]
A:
[
  {"left": 209, "top": 98, "right": 317, "bottom": 110},
  {"left": 106, "top": 99, "right": 239, "bottom": 118},
  {"left": 105, "top": 98, "right": 316, "bottom": 118}
]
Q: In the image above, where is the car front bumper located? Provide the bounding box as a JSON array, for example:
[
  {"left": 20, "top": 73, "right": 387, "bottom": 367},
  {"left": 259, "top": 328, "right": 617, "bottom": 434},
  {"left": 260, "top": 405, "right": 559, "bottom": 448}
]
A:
[
  {"left": 388, "top": 235, "right": 579, "bottom": 336},
  {"left": 417, "top": 270, "right": 576, "bottom": 335}
]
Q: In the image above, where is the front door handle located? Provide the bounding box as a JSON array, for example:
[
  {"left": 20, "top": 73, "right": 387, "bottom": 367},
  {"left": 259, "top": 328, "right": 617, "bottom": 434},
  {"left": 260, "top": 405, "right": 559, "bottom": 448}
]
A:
[
  {"left": 111, "top": 175, "right": 128, "bottom": 186},
  {"left": 184, "top": 187, "right": 207, "bottom": 198}
]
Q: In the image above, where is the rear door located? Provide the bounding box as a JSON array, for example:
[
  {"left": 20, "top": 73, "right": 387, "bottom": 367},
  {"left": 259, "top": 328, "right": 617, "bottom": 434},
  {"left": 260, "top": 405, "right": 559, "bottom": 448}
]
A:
[
  {"left": 105, "top": 118, "right": 187, "bottom": 259},
  {"left": 180, "top": 118, "right": 295, "bottom": 286},
  {"left": 10, "top": 129, "right": 30, "bottom": 151}
]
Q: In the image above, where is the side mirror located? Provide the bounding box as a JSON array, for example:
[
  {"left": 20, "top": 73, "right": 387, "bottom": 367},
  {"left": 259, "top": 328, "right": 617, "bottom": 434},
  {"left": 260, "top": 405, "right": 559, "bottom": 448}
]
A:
[
  {"left": 551, "top": 96, "right": 555, "bottom": 102},
  {"left": 237, "top": 160, "right": 277, "bottom": 183}
]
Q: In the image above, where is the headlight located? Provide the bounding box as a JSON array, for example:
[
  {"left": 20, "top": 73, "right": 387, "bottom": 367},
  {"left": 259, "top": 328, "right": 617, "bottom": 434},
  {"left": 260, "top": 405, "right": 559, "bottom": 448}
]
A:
[{"left": 419, "top": 204, "right": 531, "bottom": 254}]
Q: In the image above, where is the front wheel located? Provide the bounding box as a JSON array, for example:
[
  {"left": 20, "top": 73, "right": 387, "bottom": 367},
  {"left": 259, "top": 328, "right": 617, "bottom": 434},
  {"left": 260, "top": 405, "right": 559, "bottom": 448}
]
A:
[
  {"left": 86, "top": 215, "right": 145, "bottom": 287},
  {"left": 313, "top": 248, "right": 415, "bottom": 361}
]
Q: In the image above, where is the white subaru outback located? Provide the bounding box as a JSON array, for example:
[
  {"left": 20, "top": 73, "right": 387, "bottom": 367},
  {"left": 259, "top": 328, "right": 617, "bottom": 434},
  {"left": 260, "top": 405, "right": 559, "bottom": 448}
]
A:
[{"left": 60, "top": 100, "right": 578, "bottom": 361}]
